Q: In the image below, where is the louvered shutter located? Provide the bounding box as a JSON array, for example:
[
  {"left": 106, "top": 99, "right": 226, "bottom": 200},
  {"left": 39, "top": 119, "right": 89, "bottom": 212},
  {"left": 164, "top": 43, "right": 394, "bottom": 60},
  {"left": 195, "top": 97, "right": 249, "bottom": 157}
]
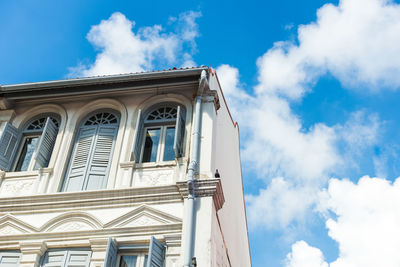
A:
[
  {"left": 132, "top": 109, "right": 144, "bottom": 162},
  {"left": 0, "top": 252, "right": 21, "bottom": 266},
  {"left": 146, "top": 237, "right": 166, "bottom": 267},
  {"left": 65, "top": 251, "right": 91, "bottom": 267},
  {"left": 0, "top": 123, "right": 19, "bottom": 171},
  {"left": 35, "top": 117, "right": 58, "bottom": 168},
  {"left": 84, "top": 125, "right": 118, "bottom": 190},
  {"left": 104, "top": 238, "right": 117, "bottom": 267},
  {"left": 173, "top": 106, "right": 185, "bottom": 158},
  {"left": 40, "top": 250, "right": 67, "bottom": 267},
  {"left": 63, "top": 126, "right": 97, "bottom": 192}
]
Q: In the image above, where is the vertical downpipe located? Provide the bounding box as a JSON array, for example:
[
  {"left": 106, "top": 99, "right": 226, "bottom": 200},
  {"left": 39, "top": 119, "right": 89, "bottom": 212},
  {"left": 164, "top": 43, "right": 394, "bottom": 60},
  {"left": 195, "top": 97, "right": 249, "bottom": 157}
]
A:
[{"left": 183, "top": 70, "right": 208, "bottom": 267}]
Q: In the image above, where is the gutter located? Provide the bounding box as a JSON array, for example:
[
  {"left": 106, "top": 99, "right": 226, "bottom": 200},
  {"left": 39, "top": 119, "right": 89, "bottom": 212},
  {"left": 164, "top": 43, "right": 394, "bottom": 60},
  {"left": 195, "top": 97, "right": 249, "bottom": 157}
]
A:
[{"left": 183, "top": 69, "right": 209, "bottom": 267}]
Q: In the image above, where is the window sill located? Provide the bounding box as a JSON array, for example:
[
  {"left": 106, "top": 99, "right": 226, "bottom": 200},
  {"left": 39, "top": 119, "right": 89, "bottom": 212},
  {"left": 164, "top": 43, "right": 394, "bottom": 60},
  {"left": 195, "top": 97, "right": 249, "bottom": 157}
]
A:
[{"left": 120, "top": 160, "right": 177, "bottom": 169}]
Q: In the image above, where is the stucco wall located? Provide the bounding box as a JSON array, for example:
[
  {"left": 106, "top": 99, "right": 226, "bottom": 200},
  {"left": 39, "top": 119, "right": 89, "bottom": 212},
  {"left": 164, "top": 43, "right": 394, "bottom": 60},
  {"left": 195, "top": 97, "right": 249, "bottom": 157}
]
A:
[{"left": 209, "top": 74, "right": 252, "bottom": 267}]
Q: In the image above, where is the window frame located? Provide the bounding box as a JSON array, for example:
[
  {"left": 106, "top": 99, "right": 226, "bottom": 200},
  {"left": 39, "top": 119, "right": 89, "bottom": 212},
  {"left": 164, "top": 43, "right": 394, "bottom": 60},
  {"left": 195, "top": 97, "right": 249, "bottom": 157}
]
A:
[
  {"left": 13, "top": 133, "right": 42, "bottom": 172},
  {"left": 116, "top": 252, "right": 148, "bottom": 267},
  {"left": 134, "top": 103, "right": 185, "bottom": 165}
]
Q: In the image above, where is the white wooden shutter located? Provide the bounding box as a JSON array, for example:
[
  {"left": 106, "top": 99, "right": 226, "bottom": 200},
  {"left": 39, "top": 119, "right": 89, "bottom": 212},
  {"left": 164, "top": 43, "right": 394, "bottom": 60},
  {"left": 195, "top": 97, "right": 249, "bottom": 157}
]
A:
[
  {"left": 65, "top": 251, "right": 91, "bottom": 267},
  {"left": 40, "top": 250, "right": 68, "bottom": 267},
  {"left": 84, "top": 125, "right": 118, "bottom": 190},
  {"left": 146, "top": 237, "right": 166, "bottom": 267},
  {"left": 132, "top": 109, "right": 143, "bottom": 162},
  {"left": 104, "top": 238, "right": 117, "bottom": 267},
  {"left": 63, "top": 126, "right": 97, "bottom": 192},
  {"left": 41, "top": 250, "right": 91, "bottom": 267},
  {"left": 0, "top": 252, "right": 21, "bottom": 266},
  {"left": 35, "top": 117, "right": 58, "bottom": 168},
  {"left": 0, "top": 123, "right": 19, "bottom": 171},
  {"left": 173, "top": 106, "right": 185, "bottom": 158}
]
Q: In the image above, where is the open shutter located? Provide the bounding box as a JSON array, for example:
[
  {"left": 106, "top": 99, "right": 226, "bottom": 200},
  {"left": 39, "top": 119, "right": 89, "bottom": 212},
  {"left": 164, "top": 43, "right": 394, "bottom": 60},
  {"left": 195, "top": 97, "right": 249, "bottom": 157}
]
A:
[
  {"left": 63, "top": 126, "right": 97, "bottom": 192},
  {"left": 0, "top": 122, "right": 19, "bottom": 171},
  {"left": 146, "top": 236, "right": 166, "bottom": 267},
  {"left": 173, "top": 106, "right": 185, "bottom": 158},
  {"left": 35, "top": 117, "right": 58, "bottom": 168},
  {"left": 65, "top": 250, "right": 91, "bottom": 267},
  {"left": 132, "top": 109, "right": 144, "bottom": 162},
  {"left": 40, "top": 250, "right": 67, "bottom": 267},
  {"left": 84, "top": 125, "right": 118, "bottom": 190},
  {"left": 104, "top": 238, "right": 117, "bottom": 267},
  {"left": 0, "top": 252, "right": 21, "bottom": 266}
]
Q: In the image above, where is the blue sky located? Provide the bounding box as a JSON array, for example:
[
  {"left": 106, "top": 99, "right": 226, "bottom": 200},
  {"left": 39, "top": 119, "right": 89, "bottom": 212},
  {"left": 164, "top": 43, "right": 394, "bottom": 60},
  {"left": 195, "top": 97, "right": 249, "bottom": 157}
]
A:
[{"left": 3, "top": 0, "right": 400, "bottom": 266}]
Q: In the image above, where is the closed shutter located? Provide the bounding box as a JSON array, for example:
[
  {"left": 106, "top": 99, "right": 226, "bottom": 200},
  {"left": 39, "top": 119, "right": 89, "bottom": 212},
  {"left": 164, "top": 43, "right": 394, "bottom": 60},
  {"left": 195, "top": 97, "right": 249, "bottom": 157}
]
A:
[
  {"left": 104, "top": 238, "right": 117, "bottom": 267},
  {"left": 63, "top": 126, "right": 97, "bottom": 192},
  {"left": 65, "top": 251, "right": 91, "bottom": 267},
  {"left": 35, "top": 117, "right": 58, "bottom": 168},
  {"left": 84, "top": 125, "right": 118, "bottom": 190},
  {"left": 40, "top": 250, "right": 67, "bottom": 267},
  {"left": 132, "top": 109, "right": 143, "bottom": 162},
  {"left": 173, "top": 106, "right": 185, "bottom": 158},
  {"left": 0, "top": 252, "right": 21, "bottom": 266},
  {"left": 41, "top": 250, "right": 91, "bottom": 267},
  {"left": 146, "top": 237, "right": 166, "bottom": 267},
  {"left": 0, "top": 123, "right": 19, "bottom": 171}
]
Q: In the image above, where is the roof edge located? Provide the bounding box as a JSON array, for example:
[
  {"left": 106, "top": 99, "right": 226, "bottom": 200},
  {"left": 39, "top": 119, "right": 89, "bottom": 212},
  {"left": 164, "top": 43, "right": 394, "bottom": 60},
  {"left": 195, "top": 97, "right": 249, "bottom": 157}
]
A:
[{"left": 1, "top": 67, "right": 209, "bottom": 92}]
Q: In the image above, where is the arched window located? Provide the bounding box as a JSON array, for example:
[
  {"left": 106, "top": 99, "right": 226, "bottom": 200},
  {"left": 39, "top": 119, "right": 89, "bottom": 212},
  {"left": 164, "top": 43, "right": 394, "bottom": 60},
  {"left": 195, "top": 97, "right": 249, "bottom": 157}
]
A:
[
  {"left": 0, "top": 114, "right": 60, "bottom": 171},
  {"left": 132, "top": 104, "right": 185, "bottom": 163},
  {"left": 62, "top": 111, "right": 120, "bottom": 192}
]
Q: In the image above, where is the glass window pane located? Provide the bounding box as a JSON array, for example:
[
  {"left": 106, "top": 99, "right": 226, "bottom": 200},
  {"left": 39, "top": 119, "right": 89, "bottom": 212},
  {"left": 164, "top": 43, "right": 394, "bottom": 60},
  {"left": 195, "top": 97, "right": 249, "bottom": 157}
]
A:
[
  {"left": 143, "top": 255, "right": 148, "bottom": 267},
  {"left": 163, "top": 127, "right": 176, "bottom": 161},
  {"left": 15, "top": 136, "right": 39, "bottom": 171},
  {"left": 119, "top": 255, "right": 138, "bottom": 267},
  {"left": 142, "top": 129, "right": 160, "bottom": 162}
]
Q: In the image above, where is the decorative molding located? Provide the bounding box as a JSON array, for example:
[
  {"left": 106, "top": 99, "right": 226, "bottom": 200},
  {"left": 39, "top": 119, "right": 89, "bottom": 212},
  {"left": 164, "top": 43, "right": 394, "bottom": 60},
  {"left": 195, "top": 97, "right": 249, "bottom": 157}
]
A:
[
  {"left": 104, "top": 205, "right": 181, "bottom": 228},
  {"left": 0, "top": 185, "right": 183, "bottom": 213},
  {"left": 0, "top": 214, "right": 38, "bottom": 234},
  {"left": 1, "top": 179, "right": 35, "bottom": 196},
  {"left": 41, "top": 212, "right": 103, "bottom": 232}
]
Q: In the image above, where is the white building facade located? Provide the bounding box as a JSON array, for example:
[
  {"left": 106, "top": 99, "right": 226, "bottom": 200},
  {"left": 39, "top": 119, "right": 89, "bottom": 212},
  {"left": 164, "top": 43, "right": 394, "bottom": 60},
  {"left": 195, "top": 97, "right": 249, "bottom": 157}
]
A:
[{"left": 0, "top": 67, "right": 251, "bottom": 267}]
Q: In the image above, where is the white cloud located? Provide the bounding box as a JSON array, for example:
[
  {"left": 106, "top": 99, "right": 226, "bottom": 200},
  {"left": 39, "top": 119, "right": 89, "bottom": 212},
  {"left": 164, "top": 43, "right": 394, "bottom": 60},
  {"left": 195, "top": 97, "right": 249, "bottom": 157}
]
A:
[
  {"left": 256, "top": 0, "right": 400, "bottom": 100},
  {"left": 289, "top": 176, "right": 400, "bottom": 267},
  {"left": 68, "top": 11, "right": 201, "bottom": 77},
  {"left": 217, "top": 64, "right": 381, "bottom": 229},
  {"left": 285, "top": 241, "right": 328, "bottom": 267},
  {"left": 246, "top": 177, "right": 318, "bottom": 229}
]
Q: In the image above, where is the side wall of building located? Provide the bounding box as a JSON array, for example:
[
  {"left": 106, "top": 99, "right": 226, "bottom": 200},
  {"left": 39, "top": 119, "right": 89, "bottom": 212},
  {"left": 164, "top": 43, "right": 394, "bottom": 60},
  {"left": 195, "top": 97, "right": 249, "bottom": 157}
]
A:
[{"left": 209, "top": 73, "right": 252, "bottom": 267}]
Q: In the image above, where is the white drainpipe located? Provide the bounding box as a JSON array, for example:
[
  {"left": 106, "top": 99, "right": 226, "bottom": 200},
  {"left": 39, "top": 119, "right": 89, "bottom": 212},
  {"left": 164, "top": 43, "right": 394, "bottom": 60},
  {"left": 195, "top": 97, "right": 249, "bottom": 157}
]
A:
[{"left": 183, "top": 70, "right": 208, "bottom": 267}]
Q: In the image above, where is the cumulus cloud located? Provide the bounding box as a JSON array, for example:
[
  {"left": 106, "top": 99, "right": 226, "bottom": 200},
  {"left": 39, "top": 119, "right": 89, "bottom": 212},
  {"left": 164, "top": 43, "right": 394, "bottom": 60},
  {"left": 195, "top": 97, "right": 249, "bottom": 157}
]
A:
[
  {"left": 218, "top": 64, "right": 380, "bottom": 229},
  {"left": 256, "top": 0, "right": 400, "bottom": 100},
  {"left": 69, "top": 11, "right": 201, "bottom": 77},
  {"left": 246, "top": 178, "right": 319, "bottom": 228},
  {"left": 285, "top": 241, "right": 328, "bottom": 267},
  {"left": 289, "top": 176, "right": 400, "bottom": 267}
]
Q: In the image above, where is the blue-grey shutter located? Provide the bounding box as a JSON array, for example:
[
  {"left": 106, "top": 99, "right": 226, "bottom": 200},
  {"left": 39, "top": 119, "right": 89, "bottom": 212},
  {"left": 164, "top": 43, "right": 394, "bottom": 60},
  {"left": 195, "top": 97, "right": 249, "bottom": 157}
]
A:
[
  {"left": 0, "top": 123, "right": 19, "bottom": 171},
  {"left": 104, "top": 238, "right": 117, "bottom": 267},
  {"left": 146, "top": 237, "right": 166, "bottom": 267},
  {"left": 40, "top": 250, "right": 67, "bottom": 267},
  {"left": 63, "top": 126, "right": 97, "bottom": 192},
  {"left": 132, "top": 109, "right": 143, "bottom": 162},
  {"left": 84, "top": 125, "right": 118, "bottom": 190},
  {"left": 35, "top": 117, "right": 58, "bottom": 168},
  {"left": 40, "top": 250, "right": 91, "bottom": 267},
  {"left": 173, "top": 106, "right": 185, "bottom": 158},
  {"left": 0, "top": 252, "right": 21, "bottom": 266},
  {"left": 65, "top": 250, "right": 91, "bottom": 267}
]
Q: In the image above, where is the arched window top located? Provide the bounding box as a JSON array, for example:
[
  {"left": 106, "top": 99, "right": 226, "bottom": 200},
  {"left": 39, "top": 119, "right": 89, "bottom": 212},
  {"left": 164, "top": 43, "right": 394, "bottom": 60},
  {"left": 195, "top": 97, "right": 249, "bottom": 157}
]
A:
[
  {"left": 23, "top": 114, "right": 60, "bottom": 132},
  {"left": 83, "top": 112, "right": 119, "bottom": 126},
  {"left": 144, "top": 104, "right": 185, "bottom": 124}
]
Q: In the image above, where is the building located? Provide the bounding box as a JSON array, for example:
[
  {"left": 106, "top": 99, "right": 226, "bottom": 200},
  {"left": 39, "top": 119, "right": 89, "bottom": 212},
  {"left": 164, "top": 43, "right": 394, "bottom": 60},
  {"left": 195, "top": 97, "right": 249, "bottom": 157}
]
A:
[{"left": 0, "top": 67, "right": 251, "bottom": 267}]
